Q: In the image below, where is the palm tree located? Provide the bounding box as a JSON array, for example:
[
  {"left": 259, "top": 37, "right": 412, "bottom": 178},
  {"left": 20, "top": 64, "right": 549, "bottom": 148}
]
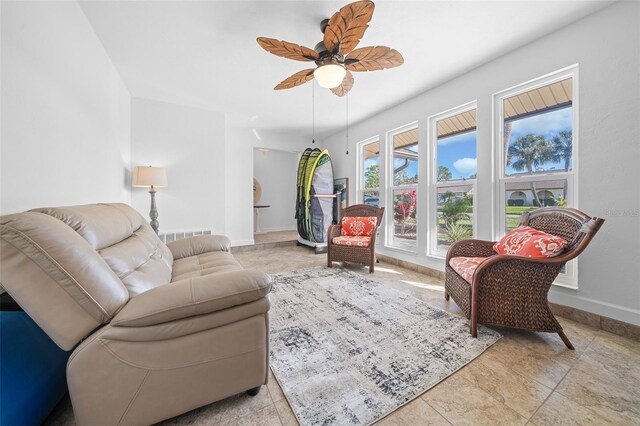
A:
[
  {"left": 503, "top": 121, "right": 513, "bottom": 170},
  {"left": 507, "top": 134, "right": 555, "bottom": 206},
  {"left": 507, "top": 134, "right": 555, "bottom": 173},
  {"left": 552, "top": 130, "right": 572, "bottom": 201},
  {"left": 437, "top": 166, "right": 452, "bottom": 182},
  {"left": 552, "top": 130, "right": 572, "bottom": 172}
]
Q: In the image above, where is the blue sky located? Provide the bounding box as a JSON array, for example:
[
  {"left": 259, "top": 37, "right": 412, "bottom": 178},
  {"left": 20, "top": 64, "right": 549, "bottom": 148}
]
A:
[
  {"left": 506, "top": 106, "right": 572, "bottom": 175},
  {"left": 437, "top": 131, "right": 477, "bottom": 180}
]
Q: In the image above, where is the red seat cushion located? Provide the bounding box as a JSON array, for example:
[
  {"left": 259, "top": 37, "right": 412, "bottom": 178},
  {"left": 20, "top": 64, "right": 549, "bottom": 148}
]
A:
[
  {"left": 449, "top": 257, "right": 488, "bottom": 284},
  {"left": 332, "top": 236, "right": 371, "bottom": 247},
  {"left": 341, "top": 216, "right": 378, "bottom": 237},
  {"left": 493, "top": 226, "right": 568, "bottom": 258}
]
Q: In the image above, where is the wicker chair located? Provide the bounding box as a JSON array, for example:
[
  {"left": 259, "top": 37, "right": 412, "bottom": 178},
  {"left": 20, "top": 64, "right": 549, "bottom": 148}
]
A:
[
  {"left": 327, "top": 204, "right": 385, "bottom": 273},
  {"left": 445, "top": 207, "right": 604, "bottom": 349}
]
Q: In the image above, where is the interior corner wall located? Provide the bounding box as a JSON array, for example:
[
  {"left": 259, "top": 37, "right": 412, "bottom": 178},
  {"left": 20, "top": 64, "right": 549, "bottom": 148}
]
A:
[
  {"left": 253, "top": 149, "right": 298, "bottom": 232},
  {"left": 225, "top": 127, "right": 312, "bottom": 246},
  {"left": 130, "top": 98, "right": 225, "bottom": 235},
  {"left": 1, "top": 1, "right": 132, "bottom": 215},
  {"left": 322, "top": 1, "right": 640, "bottom": 325}
]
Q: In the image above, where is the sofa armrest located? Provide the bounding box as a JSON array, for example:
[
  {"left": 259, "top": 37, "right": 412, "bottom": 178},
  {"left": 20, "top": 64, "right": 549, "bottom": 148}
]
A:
[
  {"left": 111, "top": 270, "right": 271, "bottom": 327},
  {"left": 166, "top": 235, "right": 231, "bottom": 260}
]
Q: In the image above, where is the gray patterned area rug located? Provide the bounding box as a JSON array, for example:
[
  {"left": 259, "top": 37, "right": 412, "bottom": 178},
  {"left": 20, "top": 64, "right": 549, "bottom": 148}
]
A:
[{"left": 269, "top": 267, "right": 501, "bottom": 426}]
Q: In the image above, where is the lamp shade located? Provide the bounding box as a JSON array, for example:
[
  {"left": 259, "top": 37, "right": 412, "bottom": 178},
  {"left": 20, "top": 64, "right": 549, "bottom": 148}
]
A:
[
  {"left": 132, "top": 166, "right": 168, "bottom": 188},
  {"left": 314, "top": 63, "right": 347, "bottom": 89}
]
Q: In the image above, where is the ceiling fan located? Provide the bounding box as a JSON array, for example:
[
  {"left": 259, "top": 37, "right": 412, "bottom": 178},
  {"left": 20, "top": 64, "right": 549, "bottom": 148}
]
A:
[{"left": 256, "top": 0, "right": 403, "bottom": 97}]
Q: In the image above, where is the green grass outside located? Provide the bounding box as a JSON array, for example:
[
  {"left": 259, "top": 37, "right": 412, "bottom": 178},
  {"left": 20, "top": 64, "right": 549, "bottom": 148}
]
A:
[
  {"left": 505, "top": 206, "right": 538, "bottom": 215},
  {"left": 407, "top": 207, "right": 537, "bottom": 241}
]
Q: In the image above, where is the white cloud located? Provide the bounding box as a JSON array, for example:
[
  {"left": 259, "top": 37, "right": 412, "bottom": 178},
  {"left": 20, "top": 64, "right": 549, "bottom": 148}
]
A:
[
  {"left": 453, "top": 157, "right": 477, "bottom": 175},
  {"left": 510, "top": 107, "right": 572, "bottom": 137}
]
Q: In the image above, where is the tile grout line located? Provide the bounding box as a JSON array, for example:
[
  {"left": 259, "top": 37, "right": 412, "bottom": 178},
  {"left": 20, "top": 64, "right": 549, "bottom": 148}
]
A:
[
  {"left": 469, "top": 345, "right": 557, "bottom": 420},
  {"left": 421, "top": 373, "right": 527, "bottom": 425},
  {"left": 271, "top": 390, "right": 289, "bottom": 426},
  {"left": 525, "top": 333, "right": 597, "bottom": 424},
  {"left": 233, "top": 386, "right": 282, "bottom": 426},
  {"left": 422, "top": 400, "right": 455, "bottom": 426}
]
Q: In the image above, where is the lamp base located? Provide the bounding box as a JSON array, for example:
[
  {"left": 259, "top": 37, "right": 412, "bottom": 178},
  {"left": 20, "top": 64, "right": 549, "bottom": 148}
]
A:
[{"left": 149, "top": 187, "right": 159, "bottom": 234}]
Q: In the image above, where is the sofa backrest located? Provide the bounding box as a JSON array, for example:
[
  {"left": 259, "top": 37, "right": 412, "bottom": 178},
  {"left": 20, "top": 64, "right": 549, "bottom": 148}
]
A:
[{"left": 0, "top": 203, "right": 173, "bottom": 350}]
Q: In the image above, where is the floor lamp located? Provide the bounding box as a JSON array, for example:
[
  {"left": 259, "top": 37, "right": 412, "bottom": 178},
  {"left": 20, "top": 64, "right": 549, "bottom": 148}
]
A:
[{"left": 132, "top": 166, "right": 168, "bottom": 234}]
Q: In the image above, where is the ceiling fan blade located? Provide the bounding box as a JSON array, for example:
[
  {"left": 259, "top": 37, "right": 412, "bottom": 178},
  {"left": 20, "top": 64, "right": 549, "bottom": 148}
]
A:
[
  {"left": 345, "top": 46, "right": 404, "bottom": 72},
  {"left": 257, "top": 37, "right": 319, "bottom": 62},
  {"left": 274, "top": 69, "right": 315, "bottom": 90},
  {"left": 331, "top": 70, "right": 354, "bottom": 97},
  {"left": 323, "top": 1, "right": 375, "bottom": 56}
]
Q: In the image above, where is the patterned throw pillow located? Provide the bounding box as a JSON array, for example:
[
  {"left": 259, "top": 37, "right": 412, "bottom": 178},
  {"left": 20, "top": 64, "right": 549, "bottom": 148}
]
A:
[
  {"left": 341, "top": 216, "right": 378, "bottom": 237},
  {"left": 493, "top": 226, "right": 568, "bottom": 258}
]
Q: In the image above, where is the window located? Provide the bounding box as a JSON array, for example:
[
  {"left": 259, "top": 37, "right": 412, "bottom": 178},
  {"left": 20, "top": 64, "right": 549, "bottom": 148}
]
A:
[
  {"left": 495, "top": 66, "right": 578, "bottom": 287},
  {"left": 429, "top": 103, "right": 477, "bottom": 256},
  {"left": 387, "top": 124, "right": 418, "bottom": 250},
  {"left": 357, "top": 138, "right": 380, "bottom": 207}
]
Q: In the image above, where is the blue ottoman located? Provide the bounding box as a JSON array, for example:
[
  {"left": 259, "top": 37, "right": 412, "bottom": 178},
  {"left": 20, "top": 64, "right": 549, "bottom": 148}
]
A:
[{"left": 1, "top": 293, "right": 71, "bottom": 426}]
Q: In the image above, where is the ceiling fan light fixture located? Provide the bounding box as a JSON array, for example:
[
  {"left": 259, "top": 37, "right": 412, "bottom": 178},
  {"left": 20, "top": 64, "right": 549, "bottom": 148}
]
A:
[
  {"left": 314, "top": 63, "right": 347, "bottom": 89},
  {"left": 258, "top": 1, "right": 403, "bottom": 96}
]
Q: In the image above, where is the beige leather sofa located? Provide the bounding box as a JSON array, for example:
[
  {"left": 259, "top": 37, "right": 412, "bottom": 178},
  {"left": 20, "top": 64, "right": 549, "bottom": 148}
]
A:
[{"left": 0, "top": 203, "right": 272, "bottom": 425}]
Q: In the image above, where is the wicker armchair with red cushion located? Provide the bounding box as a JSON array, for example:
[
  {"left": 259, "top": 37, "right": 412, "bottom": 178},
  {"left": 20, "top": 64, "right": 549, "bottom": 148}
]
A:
[
  {"left": 445, "top": 207, "right": 604, "bottom": 349},
  {"left": 327, "top": 204, "right": 384, "bottom": 273}
]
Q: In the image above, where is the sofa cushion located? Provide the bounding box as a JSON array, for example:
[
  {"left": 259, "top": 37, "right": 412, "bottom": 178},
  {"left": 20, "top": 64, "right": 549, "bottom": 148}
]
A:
[
  {"left": 341, "top": 216, "right": 377, "bottom": 237},
  {"left": 332, "top": 236, "right": 371, "bottom": 247},
  {"left": 33, "top": 203, "right": 173, "bottom": 297},
  {"left": 449, "top": 257, "right": 488, "bottom": 284},
  {"left": 32, "top": 204, "right": 141, "bottom": 250},
  {"left": 171, "top": 251, "right": 243, "bottom": 282},
  {"left": 493, "top": 225, "right": 568, "bottom": 258},
  {"left": 112, "top": 270, "right": 272, "bottom": 327}
]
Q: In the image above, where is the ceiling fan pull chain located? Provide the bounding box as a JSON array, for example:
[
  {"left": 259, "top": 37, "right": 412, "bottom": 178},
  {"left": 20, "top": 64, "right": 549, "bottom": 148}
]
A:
[
  {"left": 312, "top": 82, "right": 315, "bottom": 144},
  {"left": 346, "top": 92, "right": 349, "bottom": 155}
]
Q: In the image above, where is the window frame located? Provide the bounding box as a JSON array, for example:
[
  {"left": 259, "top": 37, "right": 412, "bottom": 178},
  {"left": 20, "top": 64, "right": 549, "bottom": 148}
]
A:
[
  {"left": 356, "top": 135, "right": 382, "bottom": 209},
  {"left": 427, "top": 101, "right": 478, "bottom": 259},
  {"left": 493, "top": 65, "right": 579, "bottom": 289},
  {"left": 385, "top": 121, "right": 419, "bottom": 252}
]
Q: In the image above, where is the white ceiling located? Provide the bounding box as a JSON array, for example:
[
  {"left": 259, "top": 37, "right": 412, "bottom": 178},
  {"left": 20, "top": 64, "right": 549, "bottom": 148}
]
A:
[{"left": 78, "top": 0, "right": 611, "bottom": 139}]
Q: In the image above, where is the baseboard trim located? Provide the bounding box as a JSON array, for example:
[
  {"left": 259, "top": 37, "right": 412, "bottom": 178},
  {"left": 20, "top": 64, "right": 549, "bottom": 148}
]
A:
[
  {"left": 231, "top": 239, "right": 254, "bottom": 247},
  {"left": 232, "top": 239, "right": 297, "bottom": 253},
  {"left": 548, "top": 302, "right": 640, "bottom": 341},
  {"left": 548, "top": 289, "right": 640, "bottom": 326},
  {"left": 375, "top": 253, "right": 444, "bottom": 280}
]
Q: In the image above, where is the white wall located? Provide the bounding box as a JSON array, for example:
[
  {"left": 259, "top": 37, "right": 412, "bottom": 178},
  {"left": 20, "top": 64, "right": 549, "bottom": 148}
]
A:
[
  {"left": 323, "top": 2, "right": 640, "bottom": 325},
  {"left": 253, "top": 149, "right": 298, "bottom": 232},
  {"left": 1, "top": 1, "right": 131, "bottom": 214},
  {"left": 130, "top": 98, "right": 225, "bottom": 235},
  {"left": 226, "top": 127, "right": 313, "bottom": 245}
]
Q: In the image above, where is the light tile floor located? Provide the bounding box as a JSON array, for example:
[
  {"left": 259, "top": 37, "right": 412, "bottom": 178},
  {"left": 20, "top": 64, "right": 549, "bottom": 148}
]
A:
[{"left": 45, "top": 245, "right": 640, "bottom": 426}]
